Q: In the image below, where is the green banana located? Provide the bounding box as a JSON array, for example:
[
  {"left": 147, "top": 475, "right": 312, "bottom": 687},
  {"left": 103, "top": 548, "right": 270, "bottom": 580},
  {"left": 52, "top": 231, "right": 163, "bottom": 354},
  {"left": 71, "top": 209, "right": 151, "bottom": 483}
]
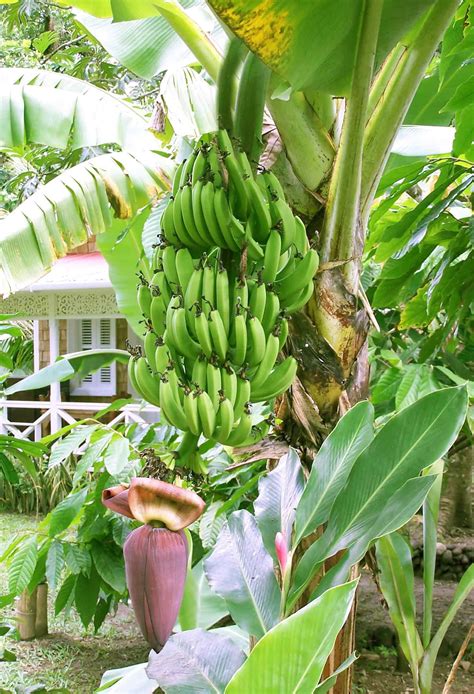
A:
[
  {"left": 201, "top": 182, "right": 227, "bottom": 247},
  {"left": 169, "top": 307, "right": 201, "bottom": 359},
  {"left": 251, "top": 332, "right": 280, "bottom": 390},
  {"left": 137, "top": 280, "right": 152, "bottom": 318},
  {"left": 192, "top": 357, "right": 207, "bottom": 390},
  {"left": 215, "top": 264, "right": 230, "bottom": 335},
  {"left": 160, "top": 375, "right": 189, "bottom": 430},
  {"left": 160, "top": 197, "right": 181, "bottom": 246},
  {"left": 250, "top": 356, "right": 297, "bottom": 402},
  {"left": 150, "top": 294, "right": 166, "bottom": 335},
  {"left": 209, "top": 309, "right": 228, "bottom": 361},
  {"left": 183, "top": 389, "right": 201, "bottom": 436},
  {"left": 162, "top": 244, "right": 179, "bottom": 287},
  {"left": 215, "top": 396, "right": 235, "bottom": 443},
  {"left": 234, "top": 376, "right": 250, "bottom": 419},
  {"left": 246, "top": 315, "right": 266, "bottom": 366},
  {"left": 249, "top": 278, "right": 266, "bottom": 323},
  {"left": 206, "top": 362, "right": 222, "bottom": 412},
  {"left": 262, "top": 228, "right": 282, "bottom": 283},
  {"left": 214, "top": 187, "right": 240, "bottom": 251},
  {"left": 175, "top": 247, "right": 195, "bottom": 290},
  {"left": 221, "top": 365, "right": 237, "bottom": 405},
  {"left": 135, "top": 356, "right": 160, "bottom": 407},
  {"left": 223, "top": 407, "right": 253, "bottom": 447},
  {"left": 230, "top": 310, "right": 247, "bottom": 366},
  {"left": 197, "top": 390, "right": 216, "bottom": 439},
  {"left": 261, "top": 290, "right": 280, "bottom": 336},
  {"left": 276, "top": 248, "right": 319, "bottom": 304},
  {"left": 144, "top": 330, "right": 158, "bottom": 367},
  {"left": 194, "top": 307, "right": 214, "bottom": 359},
  {"left": 181, "top": 183, "right": 206, "bottom": 247}
]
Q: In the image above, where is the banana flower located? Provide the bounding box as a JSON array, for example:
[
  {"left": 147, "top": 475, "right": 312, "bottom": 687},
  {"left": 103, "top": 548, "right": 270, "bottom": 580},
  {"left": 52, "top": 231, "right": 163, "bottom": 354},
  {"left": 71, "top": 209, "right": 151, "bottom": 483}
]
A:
[{"left": 102, "top": 477, "right": 205, "bottom": 651}]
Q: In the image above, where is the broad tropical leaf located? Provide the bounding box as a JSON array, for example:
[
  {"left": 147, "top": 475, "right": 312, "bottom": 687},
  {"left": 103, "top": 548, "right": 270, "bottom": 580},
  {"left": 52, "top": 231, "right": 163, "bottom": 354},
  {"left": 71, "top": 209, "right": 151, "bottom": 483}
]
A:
[
  {"left": 290, "top": 388, "right": 467, "bottom": 604},
  {"left": 147, "top": 629, "right": 246, "bottom": 693},
  {"left": 311, "top": 387, "right": 466, "bottom": 559},
  {"left": 75, "top": 1, "right": 224, "bottom": 81},
  {"left": 6, "top": 350, "right": 130, "bottom": 395},
  {"left": 376, "top": 533, "right": 423, "bottom": 666},
  {"left": 0, "top": 68, "right": 157, "bottom": 151},
  {"left": 207, "top": 0, "right": 435, "bottom": 94},
  {"left": 254, "top": 448, "right": 304, "bottom": 558},
  {"left": 225, "top": 581, "right": 358, "bottom": 693},
  {"left": 204, "top": 510, "right": 280, "bottom": 638},
  {"left": 420, "top": 564, "right": 474, "bottom": 690},
  {"left": 0, "top": 150, "right": 172, "bottom": 329},
  {"left": 178, "top": 559, "right": 228, "bottom": 631},
  {"left": 294, "top": 401, "right": 374, "bottom": 544}
]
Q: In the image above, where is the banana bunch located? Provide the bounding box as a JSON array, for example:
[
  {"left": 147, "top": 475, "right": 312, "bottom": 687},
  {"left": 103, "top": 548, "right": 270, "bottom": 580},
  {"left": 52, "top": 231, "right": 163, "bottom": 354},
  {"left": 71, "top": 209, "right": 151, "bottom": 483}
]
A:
[{"left": 129, "top": 130, "right": 318, "bottom": 468}]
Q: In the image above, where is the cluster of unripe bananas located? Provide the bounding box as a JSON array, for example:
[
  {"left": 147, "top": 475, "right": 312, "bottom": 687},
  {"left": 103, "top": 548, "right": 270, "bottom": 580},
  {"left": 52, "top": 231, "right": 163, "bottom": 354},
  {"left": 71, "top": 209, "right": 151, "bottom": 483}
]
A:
[{"left": 128, "top": 130, "right": 318, "bottom": 469}]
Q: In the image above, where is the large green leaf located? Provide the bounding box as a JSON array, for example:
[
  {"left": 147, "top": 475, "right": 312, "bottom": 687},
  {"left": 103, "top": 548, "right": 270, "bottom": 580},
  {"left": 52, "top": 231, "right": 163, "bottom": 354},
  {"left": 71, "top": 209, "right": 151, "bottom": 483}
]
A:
[
  {"left": 314, "top": 387, "right": 466, "bottom": 557},
  {"left": 147, "top": 629, "right": 246, "bottom": 693},
  {"left": 48, "top": 424, "right": 98, "bottom": 469},
  {"left": 0, "top": 68, "right": 157, "bottom": 151},
  {"left": 207, "top": 0, "right": 434, "bottom": 95},
  {"left": 290, "top": 387, "right": 467, "bottom": 604},
  {"left": 0, "top": 150, "right": 172, "bottom": 325},
  {"left": 178, "top": 560, "right": 228, "bottom": 631},
  {"left": 420, "top": 564, "right": 474, "bottom": 690},
  {"left": 75, "top": 1, "right": 223, "bottom": 81},
  {"left": 254, "top": 448, "right": 304, "bottom": 559},
  {"left": 376, "top": 533, "right": 423, "bottom": 667},
  {"left": 8, "top": 536, "right": 38, "bottom": 594},
  {"left": 48, "top": 489, "right": 88, "bottom": 537},
  {"left": 5, "top": 350, "right": 129, "bottom": 395},
  {"left": 75, "top": 565, "right": 101, "bottom": 628},
  {"left": 225, "top": 581, "right": 358, "bottom": 694},
  {"left": 294, "top": 401, "right": 374, "bottom": 544},
  {"left": 204, "top": 510, "right": 280, "bottom": 639},
  {"left": 91, "top": 542, "right": 126, "bottom": 594}
]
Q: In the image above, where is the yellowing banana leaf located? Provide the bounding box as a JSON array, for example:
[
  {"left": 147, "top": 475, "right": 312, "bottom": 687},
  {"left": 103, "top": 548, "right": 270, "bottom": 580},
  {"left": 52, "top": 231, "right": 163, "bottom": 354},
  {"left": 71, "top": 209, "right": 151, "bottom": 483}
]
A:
[
  {"left": 207, "top": 0, "right": 435, "bottom": 95},
  {"left": 0, "top": 151, "right": 172, "bottom": 330},
  {"left": 0, "top": 68, "right": 157, "bottom": 150}
]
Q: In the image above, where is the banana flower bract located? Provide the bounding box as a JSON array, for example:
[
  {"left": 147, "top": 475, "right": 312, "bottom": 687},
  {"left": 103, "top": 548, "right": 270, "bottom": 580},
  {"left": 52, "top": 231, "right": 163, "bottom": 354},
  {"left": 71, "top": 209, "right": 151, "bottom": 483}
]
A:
[{"left": 102, "top": 477, "right": 205, "bottom": 651}]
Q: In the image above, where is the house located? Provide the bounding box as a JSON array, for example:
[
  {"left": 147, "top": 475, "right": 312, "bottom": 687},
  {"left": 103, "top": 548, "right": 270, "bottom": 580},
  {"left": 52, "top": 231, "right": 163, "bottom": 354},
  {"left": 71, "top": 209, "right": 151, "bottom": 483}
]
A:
[{"left": 0, "top": 239, "right": 156, "bottom": 440}]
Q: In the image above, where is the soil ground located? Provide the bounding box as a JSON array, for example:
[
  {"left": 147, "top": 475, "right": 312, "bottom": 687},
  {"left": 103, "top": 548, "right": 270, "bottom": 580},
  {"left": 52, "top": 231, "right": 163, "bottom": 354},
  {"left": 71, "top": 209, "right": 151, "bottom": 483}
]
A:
[
  {"left": 353, "top": 571, "right": 473, "bottom": 693},
  {"left": 1, "top": 512, "right": 472, "bottom": 693}
]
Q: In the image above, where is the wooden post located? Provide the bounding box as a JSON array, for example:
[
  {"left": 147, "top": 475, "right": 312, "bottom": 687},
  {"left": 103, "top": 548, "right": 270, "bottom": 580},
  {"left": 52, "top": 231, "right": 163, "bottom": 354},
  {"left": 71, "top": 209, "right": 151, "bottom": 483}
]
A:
[
  {"left": 49, "top": 318, "right": 61, "bottom": 434},
  {"left": 35, "top": 583, "right": 48, "bottom": 637},
  {"left": 16, "top": 588, "right": 37, "bottom": 640}
]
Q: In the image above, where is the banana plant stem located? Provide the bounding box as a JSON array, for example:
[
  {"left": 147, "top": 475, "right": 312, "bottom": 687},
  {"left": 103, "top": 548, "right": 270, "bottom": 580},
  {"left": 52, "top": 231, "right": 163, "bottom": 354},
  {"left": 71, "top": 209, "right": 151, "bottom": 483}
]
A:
[
  {"left": 320, "top": 0, "right": 383, "bottom": 293},
  {"left": 360, "top": 0, "right": 459, "bottom": 222},
  {"left": 157, "top": 2, "right": 222, "bottom": 83},
  {"left": 366, "top": 43, "right": 406, "bottom": 121}
]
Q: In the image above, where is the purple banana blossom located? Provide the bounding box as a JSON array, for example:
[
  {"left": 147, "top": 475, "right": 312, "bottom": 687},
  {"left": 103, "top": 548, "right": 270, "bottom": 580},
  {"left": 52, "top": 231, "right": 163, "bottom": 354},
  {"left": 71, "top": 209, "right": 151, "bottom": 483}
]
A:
[{"left": 102, "top": 477, "right": 205, "bottom": 651}]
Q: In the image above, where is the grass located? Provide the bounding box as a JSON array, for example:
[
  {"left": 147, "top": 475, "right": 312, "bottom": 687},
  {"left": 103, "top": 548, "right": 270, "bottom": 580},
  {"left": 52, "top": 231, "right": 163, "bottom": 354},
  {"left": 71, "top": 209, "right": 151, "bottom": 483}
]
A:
[{"left": 0, "top": 512, "right": 149, "bottom": 693}]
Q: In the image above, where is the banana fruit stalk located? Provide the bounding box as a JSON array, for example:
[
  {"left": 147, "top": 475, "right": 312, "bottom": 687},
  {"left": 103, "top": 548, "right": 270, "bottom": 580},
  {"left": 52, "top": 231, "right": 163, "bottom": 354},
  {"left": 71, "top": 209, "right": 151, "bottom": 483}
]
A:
[{"left": 130, "top": 131, "right": 319, "bottom": 468}]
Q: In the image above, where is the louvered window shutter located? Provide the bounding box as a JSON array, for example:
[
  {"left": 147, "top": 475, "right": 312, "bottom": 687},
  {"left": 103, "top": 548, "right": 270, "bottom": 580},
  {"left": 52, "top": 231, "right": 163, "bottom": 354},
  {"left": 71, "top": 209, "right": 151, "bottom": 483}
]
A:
[{"left": 69, "top": 318, "right": 116, "bottom": 396}]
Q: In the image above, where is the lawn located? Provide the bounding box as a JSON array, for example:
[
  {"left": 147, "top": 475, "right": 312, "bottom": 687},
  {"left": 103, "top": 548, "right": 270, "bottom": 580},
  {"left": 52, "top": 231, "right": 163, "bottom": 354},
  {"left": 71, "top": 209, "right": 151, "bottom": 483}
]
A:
[{"left": 0, "top": 512, "right": 148, "bottom": 693}]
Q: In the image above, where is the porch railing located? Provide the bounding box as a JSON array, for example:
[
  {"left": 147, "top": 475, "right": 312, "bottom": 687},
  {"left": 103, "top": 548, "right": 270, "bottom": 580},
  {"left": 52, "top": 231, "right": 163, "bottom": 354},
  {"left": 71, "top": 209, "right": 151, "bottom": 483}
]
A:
[{"left": 0, "top": 399, "right": 160, "bottom": 441}]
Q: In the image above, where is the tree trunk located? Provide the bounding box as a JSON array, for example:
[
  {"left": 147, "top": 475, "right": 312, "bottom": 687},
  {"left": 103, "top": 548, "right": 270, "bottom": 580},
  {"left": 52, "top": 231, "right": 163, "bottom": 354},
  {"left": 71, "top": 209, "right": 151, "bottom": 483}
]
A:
[
  {"left": 35, "top": 583, "right": 49, "bottom": 637},
  {"left": 16, "top": 588, "right": 37, "bottom": 640},
  {"left": 439, "top": 445, "right": 473, "bottom": 534}
]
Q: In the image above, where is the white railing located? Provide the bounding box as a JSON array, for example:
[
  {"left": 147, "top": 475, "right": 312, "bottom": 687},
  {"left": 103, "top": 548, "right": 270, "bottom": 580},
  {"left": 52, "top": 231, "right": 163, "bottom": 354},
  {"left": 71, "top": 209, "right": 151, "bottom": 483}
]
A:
[{"left": 0, "top": 399, "right": 160, "bottom": 441}]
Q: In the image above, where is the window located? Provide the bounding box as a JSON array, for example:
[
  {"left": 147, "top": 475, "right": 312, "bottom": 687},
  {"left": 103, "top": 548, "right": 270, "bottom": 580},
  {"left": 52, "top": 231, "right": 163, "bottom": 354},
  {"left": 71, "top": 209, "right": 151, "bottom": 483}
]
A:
[{"left": 68, "top": 318, "right": 116, "bottom": 396}]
